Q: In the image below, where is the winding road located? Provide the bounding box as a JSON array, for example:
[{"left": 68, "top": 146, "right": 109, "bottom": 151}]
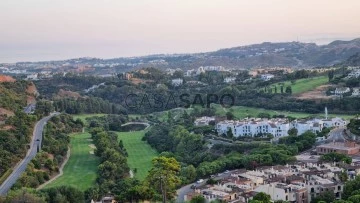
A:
[
  {"left": 326, "top": 127, "right": 346, "bottom": 142},
  {"left": 176, "top": 171, "right": 232, "bottom": 202},
  {"left": 0, "top": 113, "right": 59, "bottom": 195},
  {"left": 121, "top": 122, "right": 150, "bottom": 130}
]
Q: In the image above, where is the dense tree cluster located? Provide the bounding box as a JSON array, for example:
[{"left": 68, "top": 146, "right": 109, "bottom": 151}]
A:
[
  {"left": 348, "top": 118, "right": 360, "bottom": 135},
  {"left": 278, "top": 131, "right": 317, "bottom": 152},
  {"left": 86, "top": 114, "right": 128, "bottom": 131},
  {"left": 143, "top": 118, "right": 316, "bottom": 179},
  {"left": 0, "top": 81, "right": 40, "bottom": 178},
  {"left": 53, "top": 97, "right": 127, "bottom": 115},
  {"left": 34, "top": 73, "right": 108, "bottom": 97},
  {"left": 144, "top": 124, "right": 207, "bottom": 166},
  {"left": 84, "top": 129, "right": 130, "bottom": 200},
  {"left": 320, "top": 152, "right": 352, "bottom": 164},
  {"left": 0, "top": 111, "right": 36, "bottom": 179}
]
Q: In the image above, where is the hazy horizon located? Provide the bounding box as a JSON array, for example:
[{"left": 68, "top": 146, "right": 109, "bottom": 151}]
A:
[{"left": 1, "top": 0, "right": 360, "bottom": 63}]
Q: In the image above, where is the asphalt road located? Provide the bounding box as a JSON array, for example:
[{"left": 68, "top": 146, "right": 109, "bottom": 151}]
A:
[
  {"left": 0, "top": 113, "right": 59, "bottom": 195},
  {"left": 121, "top": 122, "right": 150, "bottom": 129},
  {"left": 24, "top": 104, "right": 36, "bottom": 114},
  {"left": 326, "top": 128, "right": 346, "bottom": 143},
  {"left": 176, "top": 171, "right": 232, "bottom": 202}
]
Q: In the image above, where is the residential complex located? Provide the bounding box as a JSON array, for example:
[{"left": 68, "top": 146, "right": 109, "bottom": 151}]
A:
[
  {"left": 260, "top": 74, "right": 275, "bottom": 81},
  {"left": 216, "top": 117, "right": 346, "bottom": 138},
  {"left": 171, "top": 78, "right": 184, "bottom": 86},
  {"left": 185, "top": 66, "right": 227, "bottom": 76},
  {"left": 184, "top": 162, "right": 360, "bottom": 203},
  {"left": 194, "top": 117, "right": 216, "bottom": 126}
]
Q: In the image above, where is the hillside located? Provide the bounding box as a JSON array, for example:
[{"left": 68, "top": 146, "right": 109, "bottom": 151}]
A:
[
  {"left": 4, "top": 38, "right": 360, "bottom": 75},
  {"left": 76, "top": 38, "right": 360, "bottom": 69},
  {"left": 0, "top": 79, "right": 37, "bottom": 180},
  {"left": 0, "top": 80, "right": 37, "bottom": 113},
  {"left": 0, "top": 75, "right": 15, "bottom": 83},
  {"left": 338, "top": 52, "right": 360, "bottom": 67}
]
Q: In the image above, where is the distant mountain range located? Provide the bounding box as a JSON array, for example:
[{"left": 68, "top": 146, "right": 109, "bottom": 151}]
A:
[
  {"left": 339, "top": 52, "right": 360, "bottom": 67},
  {"left": 6, "top": 38, "right": 360, "bottom": 71},
  {"left": 128, "top": 38, "right": 360, "bottom": 69}
]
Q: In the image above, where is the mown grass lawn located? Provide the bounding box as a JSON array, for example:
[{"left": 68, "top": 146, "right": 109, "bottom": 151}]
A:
[
  {"left": 290, "top": 76, "right": 329, "bottom": 94},
  {"left": 263, "top": 76, "right": 329, "bottom": 94},
  {"left": 212, "top": 104, "right": 356, "bottom": 120},
  {"left": 44, "top": 133, "right": 100, "bottom": 191},
  {"left": 72, "top": 114, "right": 106, "bottom": 123},
  {"left": 116, "top": 131, "right": 158, "bottom": 180}
]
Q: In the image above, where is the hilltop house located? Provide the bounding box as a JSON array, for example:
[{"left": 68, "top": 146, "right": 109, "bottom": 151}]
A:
[
  {"left": 171, "top": 78, "right": 183, "bottom": 86},
  {"left": 260, "top": 74, "right": 274, "bottom": 81},
  {"left": 352, "top": 88, "right": 360, "bottom": 97},
  {"left": 194, "top": 116, "right": 216, "bottom": 126},
  {"left": 224, "top": 77, "right": 236, "bottom": 83},
  {"left": 348, "top": 69, "right": 360, "bottom": 78},
  {"left": 334, "top": 87, "right": 350, "bottom": 96}
]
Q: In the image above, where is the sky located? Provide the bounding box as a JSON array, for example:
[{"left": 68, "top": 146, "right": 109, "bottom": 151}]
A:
[{"left": 1, "top": 0, "right": 360, "bottom": 63}]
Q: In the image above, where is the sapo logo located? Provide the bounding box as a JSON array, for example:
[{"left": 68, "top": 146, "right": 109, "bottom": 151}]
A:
[{"left": 124, "top": 93, "right": 235, "bottom": 109}]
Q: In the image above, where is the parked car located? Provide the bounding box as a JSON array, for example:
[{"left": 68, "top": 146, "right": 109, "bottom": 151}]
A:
[{"left": 196, "top": 179, "right": 204, "bottom": 184}]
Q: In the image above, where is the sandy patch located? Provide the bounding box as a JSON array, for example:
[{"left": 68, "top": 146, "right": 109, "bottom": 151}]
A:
[
  {"left": 0, "top": 108, "right": 14, "bottom": 117},
  {"left": 89, "top": 151, "right": 94, "bottom": 154},
  {"left": 26, "top": 82, "right": 38, "bottom": 95},
  {"left": 88, "top": 144, "right": 96, "bottom": 149},
  {"left": 0, "top": 75, "right": 15, "bottom": 83},
  {"left": 27, "top": 96, "right": 36, "bottom": 105},
  {"left": 130, "top": 78, "right": 154, "bottom": 85},
  {"left": 47, "top": 153, "right": 54, "bottom": 160},
  {"left": 0, "top": 125, "right": 14, "bottom": 131},
  {"left": 55, "top": 89, "right": 82, "bottom": 100},
  {"left": 296, "top": 85, "right": 334, "bottom": 100}
]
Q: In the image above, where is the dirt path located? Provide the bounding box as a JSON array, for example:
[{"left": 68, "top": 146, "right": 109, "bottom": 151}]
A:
[
  {"left": 37, "top": 147, "right": 71, "bottom": 190},
  {"left": 296, "top": 85, "right": 333, "bottom": 100}
]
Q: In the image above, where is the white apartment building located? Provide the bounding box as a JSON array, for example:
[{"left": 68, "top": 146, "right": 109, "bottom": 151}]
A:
[
  {"left": 196, "top": 66, "right": 226, "bottom": 75},
  {"left": 291, "top": 118, "right": 347, "bottom": 135},
  {"left": 348, "top": 70, "right": 360, "bottom": 78},
  {"left": 224, "top": 77, "right": 236, "bottom": 83},
  {"left": 171, "top": 78, "right": 183, "bottom": 86},
  {"left": 334, "top": 87, "right": 350, "bottom": 96},
  {"left": 216, "top": 118, "right": 290, "bottom": 138},
  {"left": 194, "top": 116, "right": 216, "bottom": 126},
  {"left": 216, "top": 117, "right": 347, "bottom": 137},
  {"left": 26, "top": 73, "right": 38, "bottom": 80},
  {"left": 352, "top": 88, "right": 360, "bottom": 97},
  {"left": 260, "top": 74, "right": 275, "bottom": 81},
  {"left": 185, "top": 69, "right": 196, "bottom": 76}
]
